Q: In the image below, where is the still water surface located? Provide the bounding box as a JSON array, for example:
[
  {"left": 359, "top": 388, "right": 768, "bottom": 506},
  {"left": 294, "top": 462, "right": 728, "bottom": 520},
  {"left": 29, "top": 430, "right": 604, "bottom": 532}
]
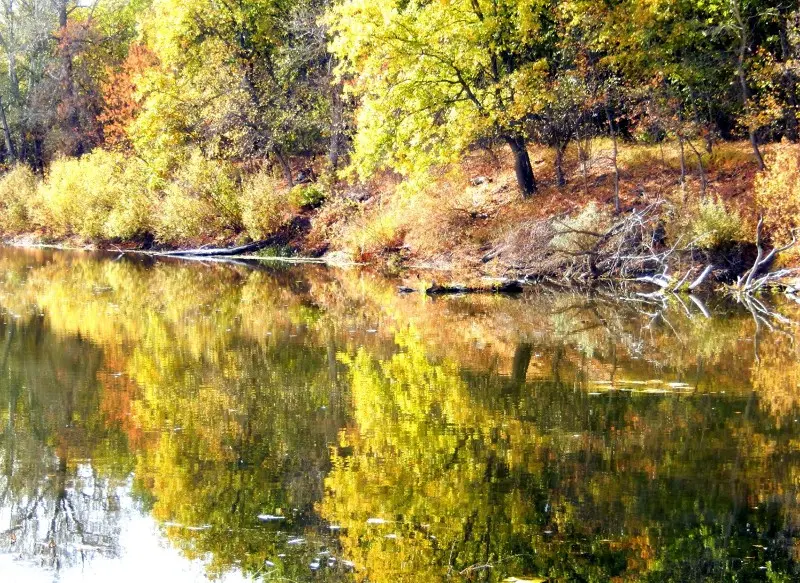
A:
[{"left": 0, "top": 247, "right": 799, "bottom": 582}]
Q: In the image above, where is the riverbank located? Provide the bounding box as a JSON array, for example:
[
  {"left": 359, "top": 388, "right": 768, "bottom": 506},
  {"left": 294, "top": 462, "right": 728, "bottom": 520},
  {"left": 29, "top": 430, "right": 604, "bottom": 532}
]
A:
[{"left": 1, "top": 139, "right": 798, "bottom": 291}]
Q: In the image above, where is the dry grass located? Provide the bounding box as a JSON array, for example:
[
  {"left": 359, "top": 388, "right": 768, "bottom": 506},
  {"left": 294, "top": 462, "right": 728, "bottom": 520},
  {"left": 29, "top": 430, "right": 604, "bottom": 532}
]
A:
[
  {"left": 0, "top": 137, "right": 769, "bottom": 269},
  {"left": 313, "top": 138, "right": 767, "bottom": 276}
]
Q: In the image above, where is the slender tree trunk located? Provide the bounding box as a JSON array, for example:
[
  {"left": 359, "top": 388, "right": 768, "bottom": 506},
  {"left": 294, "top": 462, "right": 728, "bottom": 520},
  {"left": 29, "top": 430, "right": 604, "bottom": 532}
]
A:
[
  {"left": 678, "top": 134, "right": 687, "bottom": 195},
  {"left": 604, "top": 103, "right": 620, "bottom": 213},
  {"left": 748, "top": 128, "right": 765, "bottom": 170},
  {"left": 57, "top": 2, "right": 83, "bottom": 156},
  {"left": 687, "top": 139, "right": 707, "bottom": 196},
  {"left": 779, "top": 6, "right": 799, "bottom": 142},
  {"left": 0, "top": 96, "right": 16, "bottom": 162},
  {"left": 554, "top": 145, "right": 566, "bottom": 187},
  {"left": 328, "top": 58, "right": 346, "bottom": 174},
  {"left": 2, "top": 1, "right": 20, "bottom": 105},
  {"left": 733, "top": 3, "right": 766, "bottom": 169},
  {"left": 504, "top": 134, "right": 536, "bottom": 198},
  {"left": 580, "top": 150, "right": 589, "bottom": 195},
  {"left": 33, "top": 137, "right": 44, "bottom": 172},
  {"left": 329, "top": 80, "right": 344, "bottom": 173},
  {"left": 691, "top": 95, "right": 714, "bottom": 154},
  {"left": 706, "top": 101, "right": 718, "bottom": 153},
  {"left": 274, "top": 147, "right": 294, "bottom": 187},
  {"left": 7, "top": 56, "right": 19, "bottom": 107}
]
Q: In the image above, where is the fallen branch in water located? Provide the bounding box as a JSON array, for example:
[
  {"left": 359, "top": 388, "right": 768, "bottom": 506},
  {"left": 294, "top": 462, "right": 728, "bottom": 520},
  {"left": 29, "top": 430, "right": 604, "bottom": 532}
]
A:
[
  {"left": 688, "top": 264, "right": 715, "bottom": 291},
  {"left": 635, "top": 263, "right": 715, "bottom": 294},
  {"left": 424, "top": 278, "right": 524, "bottom": 295},
  {"left": 157, "top": 240, "right": 273, "bottom": 257},
  {"left": 730, "top": 216, "right": 798, "bottom": 295}
]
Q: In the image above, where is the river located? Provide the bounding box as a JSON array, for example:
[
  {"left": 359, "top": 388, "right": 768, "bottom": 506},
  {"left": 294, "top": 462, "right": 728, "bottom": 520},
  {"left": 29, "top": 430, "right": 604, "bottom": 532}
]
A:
[{"left": 0, "top": 247, "right": 798, "bottom": 582}]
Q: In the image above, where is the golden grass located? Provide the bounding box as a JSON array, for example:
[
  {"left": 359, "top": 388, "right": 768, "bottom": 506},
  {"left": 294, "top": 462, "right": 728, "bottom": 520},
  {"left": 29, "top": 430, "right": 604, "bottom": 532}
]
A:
[
  {"left": 325, "top": 138, "right": 766, "bottom": 273},
  {"left": 0, "top": 138, "right": 772, "bottom": 266}
]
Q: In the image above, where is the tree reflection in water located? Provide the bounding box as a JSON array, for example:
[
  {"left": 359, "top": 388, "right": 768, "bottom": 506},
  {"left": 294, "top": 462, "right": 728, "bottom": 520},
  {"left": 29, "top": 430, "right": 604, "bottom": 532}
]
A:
[{"left": 0, "top": 247, "right": 796, "bottom": 581}]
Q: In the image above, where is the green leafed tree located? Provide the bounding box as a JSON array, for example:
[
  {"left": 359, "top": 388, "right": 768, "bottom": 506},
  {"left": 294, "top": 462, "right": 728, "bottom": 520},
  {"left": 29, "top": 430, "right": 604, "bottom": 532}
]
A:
[
  {"left": 328, "top": 0, "right": 575, "bottom": 198},
  {"left": 133, "top": 0, "right": 331, "bottom": 183}
]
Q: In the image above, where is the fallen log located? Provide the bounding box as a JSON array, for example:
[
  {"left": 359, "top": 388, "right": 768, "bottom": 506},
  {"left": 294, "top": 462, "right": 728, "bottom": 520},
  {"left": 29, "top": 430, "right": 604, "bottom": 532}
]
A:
[
  {"left": 425, "top": 278, "right": 524, "bottom": 295},
  {"left": 688, "top": 264, "right": 715, "bottom": 291},
  {"left": 158, "top": 240, "right": 273, "bottom": 257}
]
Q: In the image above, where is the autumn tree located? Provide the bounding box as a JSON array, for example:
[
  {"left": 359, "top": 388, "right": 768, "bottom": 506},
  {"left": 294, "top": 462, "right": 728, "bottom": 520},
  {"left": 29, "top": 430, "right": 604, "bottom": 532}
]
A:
[
  {"left": 0, "top": 0, "right": 56, "bottom": 164},
  {"left": 133, "top": 0, "right": 331, "bottom": 183},
  {"left": 99, "top": 43, "right": 158, "bottom": 151},
  {"left": 328, "top": 0, "right": 572, "bottom": 198}
]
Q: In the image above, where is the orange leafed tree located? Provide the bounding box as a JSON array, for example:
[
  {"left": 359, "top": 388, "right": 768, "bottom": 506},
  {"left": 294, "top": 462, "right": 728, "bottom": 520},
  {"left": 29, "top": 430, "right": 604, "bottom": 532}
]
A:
[{"left": 99, "top": 44, "right": 159, "bottom": 151}]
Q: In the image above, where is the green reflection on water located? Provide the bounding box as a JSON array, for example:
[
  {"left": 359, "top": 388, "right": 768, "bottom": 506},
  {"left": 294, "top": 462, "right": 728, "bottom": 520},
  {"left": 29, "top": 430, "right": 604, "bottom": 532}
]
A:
[{"left": 0, "top": 247, "right": 798, "bottom": 582}]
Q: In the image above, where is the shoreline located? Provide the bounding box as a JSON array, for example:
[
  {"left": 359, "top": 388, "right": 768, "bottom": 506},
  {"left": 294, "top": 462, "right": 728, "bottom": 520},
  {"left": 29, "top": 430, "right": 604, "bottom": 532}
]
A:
[
  {"left": 3, "top": 139, "right": 798, "bottom": 296},
  {"left": 6, "top": 239, "right": 798, "bottom": 301}
]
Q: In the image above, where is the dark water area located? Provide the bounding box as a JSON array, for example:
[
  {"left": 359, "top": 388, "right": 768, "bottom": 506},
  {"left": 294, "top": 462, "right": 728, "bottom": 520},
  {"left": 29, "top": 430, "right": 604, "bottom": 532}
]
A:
[{"left": 0, "top": 247, "right": 798, "bottom": 582}]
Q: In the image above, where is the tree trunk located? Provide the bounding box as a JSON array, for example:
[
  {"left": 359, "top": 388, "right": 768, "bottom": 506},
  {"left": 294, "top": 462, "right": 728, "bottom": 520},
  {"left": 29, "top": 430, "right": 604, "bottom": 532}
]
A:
[
  {"left": 580, "top": 153, "right": 589, "bottom": 195},
  {"left": 554, "top": 146, "right": 566, "bottom": 187},
  {"left": 57, "top": 1, "right": 83, "bottom": 156},
  {"left": 328, "top": 58, "right": 346, "bottom": 174},
  {"left": 748, "top": 129, "right": 765, "bottom": 170},
  {"left": 504, "top": 134, "right": 536, "bottom": 198},
  {"left": 274, "top": 147, "right": 294, "bottom": 187},
  {"left": 33, "top": 136, "right": 44, "bottom": 173},
  {"left": 0, "top": 96, "right": 16, "bottom": 162},
  {"left": 779, "top": 6, "right": 799, "bottom": 142},
  {"left": 7, "top": 51, "right": 20, "bottom": 106},
  {"left": 687, "top": 139, "right": 707, "bottom": 196},
  {"left": 604, "top": 103, "right": 620, "bottom": 213},
  {"left": 705, "top": 131, "right": 714, "bottom": 154},
  {"left": 734, "top": 5, "right": 766, "bottom": 170},
  {"left": 678, "top": 134, "right": 687, "bottom": 195}
]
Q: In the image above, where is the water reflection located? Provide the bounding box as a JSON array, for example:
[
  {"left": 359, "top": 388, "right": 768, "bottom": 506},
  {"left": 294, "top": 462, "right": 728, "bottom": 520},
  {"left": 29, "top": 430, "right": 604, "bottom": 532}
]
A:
[{"left": 0, "top": 247, "right": 798, "bottom": 581}]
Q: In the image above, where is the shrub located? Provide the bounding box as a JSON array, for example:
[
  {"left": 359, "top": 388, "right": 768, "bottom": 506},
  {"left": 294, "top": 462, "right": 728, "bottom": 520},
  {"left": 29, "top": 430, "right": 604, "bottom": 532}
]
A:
[
  {"left": 708, "top": 143, "right": 758, "bottom": 172},
  {"left": 288, "top": 183, "right": 326, "bottom": 209},
  {"left": 155, "top": 151, "right": 243, "bottom": 243},
  {"left": 239, "top": 168, "right": 295, "bottom": 241},
  {"left": 0, "top": 165, "right": 38, "bottom": 234},
  {"left": 686, "top": 196, "right": 745, "bottom": 250},
  {"left": 307, "top": 194, "right": 361, "bottom": 249},
  {"left": 37, "top": 150, "right": 156, "bottom": 241},
  {"left": 155, "top": 188, "right": 217, "bottom": 244},
  {"left": 620, "top": 145, "right": 668, "bottom": 171},
  {"left": 550, "top": 202, "right": 613, "bottom": 254},
  {"left": 38, "top": 154, "right": 110, "bottom": 238},
  {"left": 342, "top": 211, "right": 405, "bottom": 261},
  {"left": 105, "top": 158, "right": 157, "bottom": 240},
  {"left": 755, "top": 144, "right": 800, "bottom": 247}
]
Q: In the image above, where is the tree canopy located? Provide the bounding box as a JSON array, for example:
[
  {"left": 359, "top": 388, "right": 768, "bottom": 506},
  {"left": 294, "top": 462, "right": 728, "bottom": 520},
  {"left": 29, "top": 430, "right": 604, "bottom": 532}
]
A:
[{"left": 0, "top": 0, "right": 796, "bottom": 196}]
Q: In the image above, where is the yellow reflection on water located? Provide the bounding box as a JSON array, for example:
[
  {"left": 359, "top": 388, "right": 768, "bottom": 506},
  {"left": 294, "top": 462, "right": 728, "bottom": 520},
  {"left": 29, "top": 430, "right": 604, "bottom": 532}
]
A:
[{"left": 0, "top": 247, "right": 798, "bottom": 581}]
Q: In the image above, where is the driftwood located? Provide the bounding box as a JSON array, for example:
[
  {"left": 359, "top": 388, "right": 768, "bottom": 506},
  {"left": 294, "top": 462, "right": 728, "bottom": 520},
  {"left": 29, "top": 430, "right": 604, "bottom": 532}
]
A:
[
  {"left": 731, "top": 215, "right": 798, "bottom": 294},
  {"left": 552, "top": 202, "right": 702, "bottom": 284},
  {"left": 158, "top": 240, "right": 273, "bottom": 257},
  {"left": 406, "top": 278, "right": 524, "bottom": 296},
  {"left": 635, "top": 264, "right": 715, "bottom": 293},
  {"left": 688, "top": 264, "right": 715, "bottom": 291}
]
